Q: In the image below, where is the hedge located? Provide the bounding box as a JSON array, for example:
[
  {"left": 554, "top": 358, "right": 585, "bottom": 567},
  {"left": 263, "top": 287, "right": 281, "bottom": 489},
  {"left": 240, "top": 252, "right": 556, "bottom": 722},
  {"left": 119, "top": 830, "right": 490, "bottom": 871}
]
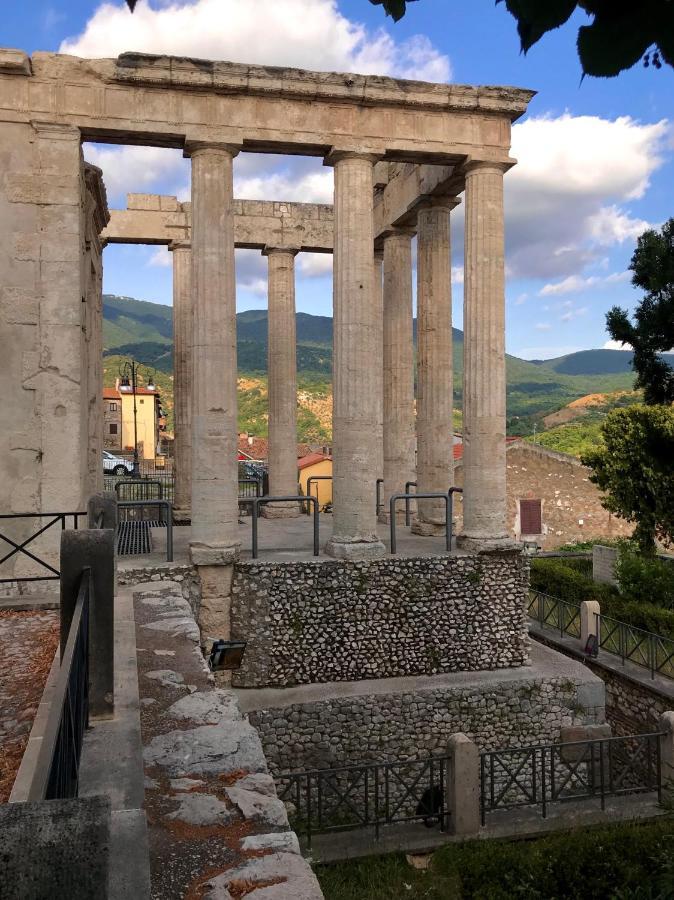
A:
[{"left": 529, "top": 558, "right": 674, "bottom": 640}]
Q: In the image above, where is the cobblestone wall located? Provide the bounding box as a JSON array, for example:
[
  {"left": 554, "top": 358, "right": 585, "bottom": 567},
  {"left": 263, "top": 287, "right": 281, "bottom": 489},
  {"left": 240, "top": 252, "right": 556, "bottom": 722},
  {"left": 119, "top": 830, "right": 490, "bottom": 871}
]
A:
[
  {"left": 118, "top": 564, "right": 201, "bottom": 618},
  {"left": 231, "top": 552, "right": 530, "bottom": 688},
  {"left": 249, "top": 673, "right": 604, "bottom": 775}
]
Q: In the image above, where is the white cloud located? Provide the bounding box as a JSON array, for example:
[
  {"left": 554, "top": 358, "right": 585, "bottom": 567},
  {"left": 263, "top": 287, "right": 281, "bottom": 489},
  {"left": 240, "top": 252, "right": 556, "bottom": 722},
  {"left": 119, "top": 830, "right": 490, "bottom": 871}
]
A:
[
  {"left": 451, "top": 265, "right": 464, "bottom": 285},
  {"left": 539, "top": 270, "right": 634, "bottom": 297},
  {"left": 535, "top": 322, "right": 552, "bottom": 331},
  {"left": 60, "top": 0, "right": 450, "bottom": 81},
  {"left": 517, "top": 345, "right": 584, "bottom": 360},
  {"left": 83, "top": 144, "right": 188, "bottom": 206},
  {"left": 502, "top": 114, "right": 668, "bottom": 281},
  {"left": 235, "top": 164, "right": 333, "bottom": 204},
  {"left": 603, "top": 339, "right": 633, "bottom": 351},
  {"left": 298, "top": 253, "right": 333, "bottom": 278},
  {"left": 148, "top": 246, "right": 172, "bottom": 267},
  {"left": 236, "top": 248, "right": 267, "bottom": 296}
]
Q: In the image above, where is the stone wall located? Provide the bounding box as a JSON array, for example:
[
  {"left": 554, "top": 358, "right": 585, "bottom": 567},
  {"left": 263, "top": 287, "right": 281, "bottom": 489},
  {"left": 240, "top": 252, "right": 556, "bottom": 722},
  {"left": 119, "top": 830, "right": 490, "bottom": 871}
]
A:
[
  {"left": 118, "top": 563, "right": 201, "bottom": 619},
  {"left": 230, "top": 553, "right": 530, "bottom": 688},
  {"left": 453, "top": 442, "right": 632, "bottom": 550},
  {"left": 247, "top": 663, "right": 605, "bottom": 775}
]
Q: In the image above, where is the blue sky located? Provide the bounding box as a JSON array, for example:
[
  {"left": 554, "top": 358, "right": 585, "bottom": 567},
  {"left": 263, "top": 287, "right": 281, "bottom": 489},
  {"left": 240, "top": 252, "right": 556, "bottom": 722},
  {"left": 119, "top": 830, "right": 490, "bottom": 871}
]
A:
[{"left": 5, "top": 0, "right": 673, "bottom": 359}]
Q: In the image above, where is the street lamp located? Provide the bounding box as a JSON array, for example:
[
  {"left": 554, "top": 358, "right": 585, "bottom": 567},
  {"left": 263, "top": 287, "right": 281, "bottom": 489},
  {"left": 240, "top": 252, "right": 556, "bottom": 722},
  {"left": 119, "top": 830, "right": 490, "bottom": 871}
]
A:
[{"left": 119, "top": 359, "right": 156, "bottom": 479}]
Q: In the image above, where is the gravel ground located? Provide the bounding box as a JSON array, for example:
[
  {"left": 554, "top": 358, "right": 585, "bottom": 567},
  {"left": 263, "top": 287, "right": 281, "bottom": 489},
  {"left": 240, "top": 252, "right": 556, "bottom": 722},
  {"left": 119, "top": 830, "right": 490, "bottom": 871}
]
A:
[{"left": 0, "top": 610, "right": 59, "bottom": 802}]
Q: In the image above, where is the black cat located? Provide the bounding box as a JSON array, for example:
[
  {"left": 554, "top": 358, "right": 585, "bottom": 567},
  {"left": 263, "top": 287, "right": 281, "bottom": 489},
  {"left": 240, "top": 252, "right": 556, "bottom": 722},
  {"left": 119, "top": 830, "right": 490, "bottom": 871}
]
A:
[{"left": 416, "top": 786, "right": 444, "bottom": 828}]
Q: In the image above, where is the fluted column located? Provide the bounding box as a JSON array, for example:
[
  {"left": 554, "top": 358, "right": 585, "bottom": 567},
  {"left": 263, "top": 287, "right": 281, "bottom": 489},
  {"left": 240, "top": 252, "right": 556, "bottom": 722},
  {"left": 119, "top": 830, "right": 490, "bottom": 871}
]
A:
[
  {"left": 412, "top": 199, "right": 458, "bottom": 536},
  {"left": 187, "top": 144, "right": 240, "bottom": 563},
  {"left": 325, "top": 152, "right": 385, "bottom": 559},
  {"left": 373, "top": 250, "right": 384, "bottom": 490},
  {"left": 263, "top": 246, "right": 300, "bottom": 517},
  {"left": 379, "top": 228, "right": 416, "bottom": 522},
  {"left": 170, "top": 240, "right": 192, "bottom": 523},
  {"left": 458, "top": 162, "right": 510, "bottom": 550}
]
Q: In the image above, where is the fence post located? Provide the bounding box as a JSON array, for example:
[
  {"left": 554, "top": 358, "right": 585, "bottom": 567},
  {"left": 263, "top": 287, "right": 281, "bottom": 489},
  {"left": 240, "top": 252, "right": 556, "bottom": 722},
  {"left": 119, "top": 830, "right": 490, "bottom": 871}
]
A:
[
  {"left": 660, "top": 711, "right": 674, "bottom": 798},
  {"left": 61, "top": 528, "right": 115, "bottom": 718},
  {"left": 87, "top": 491, "right": 118, "bottom": 530},
  {"left": 447, "top": 733, "right": 480, "bottom": 836},
  {"left": 580, "top": 599, "right": 600, "bottom": 649}
]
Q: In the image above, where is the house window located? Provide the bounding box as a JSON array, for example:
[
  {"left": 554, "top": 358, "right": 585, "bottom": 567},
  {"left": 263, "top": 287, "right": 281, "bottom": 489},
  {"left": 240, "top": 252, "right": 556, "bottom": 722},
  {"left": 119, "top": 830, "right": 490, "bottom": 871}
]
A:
[
  {"left": 139, "top": 399, "right": 144, "bottom": 404},
  {"left": 520, "top": 499, "right": 542, "bottom": 535},
  {"left": 109, "top": 402, "right": 117, "bottom": 411},
  {"left": 109, "top": 424, "right": 118, "bottom": 435}
]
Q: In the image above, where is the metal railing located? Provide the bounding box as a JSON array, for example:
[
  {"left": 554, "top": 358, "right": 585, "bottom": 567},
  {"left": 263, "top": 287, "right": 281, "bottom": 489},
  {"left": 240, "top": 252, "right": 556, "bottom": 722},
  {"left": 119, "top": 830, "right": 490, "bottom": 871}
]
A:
[
  {"left": 305, "top": 475, "right": 333, "bottom": 515},
  {"left": 389, "top": 488, "right": 462, "bottom": 554},
  {"left": 595, "top": 613, "right": 674, "bottom": 681},
  {"left": 480, "top": 731, "right": 663, "bottom": 824},
  {"left": 239, "top": 478, "right": 262, "bottom": 499},
  {"left": 114, "top": 479, "right": 163, "bottom": 501},
  {"left": 277, "top": 754, "right": 450, "bottom": 848},
  {"left": 116, "top": 499, "right": 173, "bottom": 561},
  {"left": 104, "top": 472, "right": 175, "bottom": 502},
  {"left": 239, "top": 495, "right": 319, "bottom": 559},
  {"left": 27, "top": 568, "right": 91, "bottom": 800},
  {"left": 404, "top": 481, "right": 417, "bottom": 527},
  {"left": 527, "top": 590, "right": 581, "bottom": 639},
  {"left": 0, "top": 512, "right": 85, "bottom": 583}
]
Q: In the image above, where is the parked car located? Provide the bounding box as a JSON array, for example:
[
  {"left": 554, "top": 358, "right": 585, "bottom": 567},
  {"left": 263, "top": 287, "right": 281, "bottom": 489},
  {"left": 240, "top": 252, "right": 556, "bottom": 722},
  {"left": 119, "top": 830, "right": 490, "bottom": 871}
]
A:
[{"left": 103, "top": 450, "right": 134, "bottom": 476}]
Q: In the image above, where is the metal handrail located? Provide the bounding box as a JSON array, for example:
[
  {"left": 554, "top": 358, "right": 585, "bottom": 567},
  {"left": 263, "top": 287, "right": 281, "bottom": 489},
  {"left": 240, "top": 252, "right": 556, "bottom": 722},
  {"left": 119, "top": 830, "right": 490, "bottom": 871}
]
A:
[
  {"left": 27, "top": 568, "right": 91, "bottom": 800},
  {"left": 376, "top": 478, "right": 384, "bottom": 517},
  {"left": 594, "top": 612, "right": 674, "bottom": 681},
  {"left": 480, "top": 731, "right": 664, "bottom": 825},
  {"left": 114, "top": 479, "right": 164, "bottom": 500},
  {"left": 305, "top": 476, "right": 332, "bottom": 515},
  {"left": 404, "top": 481, "right": 417, "bottom": 527},
  {"left": 0, "top": 511, "right": 86, "bottom": 583},
  {"left": 527, "top": 590, "right": 582, "bottom": 639},
  {"left": 116, "top": 499, "right": 173, "bottom": 562},
  {"left": 389, "top": 488, "right": 462, "bottom": 554},
  {"left": 239, "top": 495, "right": 319, "bottom": 559}
]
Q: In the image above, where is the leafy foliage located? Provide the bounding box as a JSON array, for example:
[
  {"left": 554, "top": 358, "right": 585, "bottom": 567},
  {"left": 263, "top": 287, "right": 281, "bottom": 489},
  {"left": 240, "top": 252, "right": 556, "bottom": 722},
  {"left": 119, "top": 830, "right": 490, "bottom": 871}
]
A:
[
  {"left": 616, "top": 547, "right": 674, "bottom": 610},
  {"left": 606, "top": 219, "right": 674, "bottom": 405},
  {"left": 582, "top": 405, "right": 674, "bottom": 554},
  {"left": 368, "top": 0, "right": 674, "bottom": 77},
  {"left": 528, "top": 421, "right": 603, "bottom": 457}
]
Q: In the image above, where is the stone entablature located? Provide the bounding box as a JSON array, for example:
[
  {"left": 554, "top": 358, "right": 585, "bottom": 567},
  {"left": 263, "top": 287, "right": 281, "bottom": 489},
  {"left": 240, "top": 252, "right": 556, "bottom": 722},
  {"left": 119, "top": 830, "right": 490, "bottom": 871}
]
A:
[
  {"left": 230, "top": 554, "right": 530, "bottom": 688},
  {"left": 104, "top": 194, "right": 334, "bottom": 253}
]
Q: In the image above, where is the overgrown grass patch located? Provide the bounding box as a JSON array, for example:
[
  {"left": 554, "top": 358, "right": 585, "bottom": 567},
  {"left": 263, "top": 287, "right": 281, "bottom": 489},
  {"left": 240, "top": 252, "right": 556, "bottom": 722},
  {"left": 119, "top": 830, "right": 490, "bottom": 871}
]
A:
[{"left": 316, "top": 818, "right": 674, "bottom": 900}]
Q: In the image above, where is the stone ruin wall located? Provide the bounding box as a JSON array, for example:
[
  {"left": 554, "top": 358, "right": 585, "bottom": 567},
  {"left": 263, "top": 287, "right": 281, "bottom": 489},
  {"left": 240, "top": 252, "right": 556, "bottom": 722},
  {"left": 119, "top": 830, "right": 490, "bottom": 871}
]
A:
[
  {"left": 230, "top": 553, "right": 531, "bottom": 688},
  {"left": 249, "top": 672, "right": 605, "bottom": 777}
]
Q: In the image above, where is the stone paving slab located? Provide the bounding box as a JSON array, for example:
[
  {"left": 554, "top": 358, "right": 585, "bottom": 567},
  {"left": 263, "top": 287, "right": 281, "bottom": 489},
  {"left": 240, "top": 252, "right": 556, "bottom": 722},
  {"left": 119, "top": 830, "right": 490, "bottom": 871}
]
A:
[
  {"left": 0, "top": 609, "right": 58, "bottom": 802},
  {"left": 133, "top": 581, "right": 322, "bottom": 900}
]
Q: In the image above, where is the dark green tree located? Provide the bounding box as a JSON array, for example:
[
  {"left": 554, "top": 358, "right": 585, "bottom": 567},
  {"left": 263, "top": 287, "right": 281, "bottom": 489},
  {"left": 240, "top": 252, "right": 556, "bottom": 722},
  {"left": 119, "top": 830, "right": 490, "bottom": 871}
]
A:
[
  {"left": 581, "top": 405, "right": 674, "bottom": 554},
  {"left": 369, "top": 0, "right": 674, "bottom": 77},
  {"left": 606, "top": 219, "right": 674, "bottom": 405}
]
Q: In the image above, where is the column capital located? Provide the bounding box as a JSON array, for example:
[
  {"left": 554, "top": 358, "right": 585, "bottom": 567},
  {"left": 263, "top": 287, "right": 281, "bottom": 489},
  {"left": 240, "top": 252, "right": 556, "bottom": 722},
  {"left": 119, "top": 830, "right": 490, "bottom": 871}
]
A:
[
  {"left": 183, "top": 141, "right": 241, "bottom": 160},
  {"left": 30, "top": 121, "right": 80, "bottom": 141},
  {"left": 262, "top": 245, "right": 300, "bottom": 258},
  {"left": 374, "top": 248, "right": 384, "bottom": 263},
  {"left": 169, "top": 239, "right": 191, "bottom": 252},
  {"left": 415, "top": 194, "right": 461, "bottom": 214},
  {"left": 380, "top": 226, "right": 416, "bottom": 242},
  {"left": 324, "top": 148, "right": 382, "bottom": 167},
  {"left": 463, "top": 158, "right": 513, "bottom": 177}
]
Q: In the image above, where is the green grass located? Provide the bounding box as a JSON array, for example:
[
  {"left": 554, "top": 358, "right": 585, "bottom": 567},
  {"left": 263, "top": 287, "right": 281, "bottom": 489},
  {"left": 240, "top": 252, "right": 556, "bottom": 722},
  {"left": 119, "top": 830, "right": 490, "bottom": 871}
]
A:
[{"left": 316, "top": 819, "right": 674, "bottom": 900}]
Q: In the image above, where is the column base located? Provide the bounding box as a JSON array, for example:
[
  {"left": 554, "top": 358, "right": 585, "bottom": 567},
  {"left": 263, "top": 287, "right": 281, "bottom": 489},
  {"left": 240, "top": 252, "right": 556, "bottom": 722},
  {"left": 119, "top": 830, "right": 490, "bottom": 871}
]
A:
[
  {"left": 189, "top": 540, "right": 240, "bottom": 566},
  {"left": 172, "top": 507, "right": 192, "bottom": 525},
  {"left": 261, "top": 503, "right": 301, "bottom": 519},
  {"left": 456, "top": 534, "right": 520, "bottom": 554},
  {"left": 411, "top": 518, "right": 446, "bottom": 537},
  {"left": 325, "top": 537, "right": 387, "bottom": 561},
  {"left": 377, "top": 509, "right": 408, "bottom": 525}
]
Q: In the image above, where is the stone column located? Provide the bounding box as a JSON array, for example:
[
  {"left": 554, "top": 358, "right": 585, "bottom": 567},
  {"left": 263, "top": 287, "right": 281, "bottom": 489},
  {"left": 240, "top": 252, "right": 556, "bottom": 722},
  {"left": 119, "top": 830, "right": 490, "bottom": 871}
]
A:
[
  {"left": 187, "top": 144, "right": 240, "bottom": 564},
  {"left": 379, "top": 228, "right": 416, "bottom": 523},
  {"left": 458, "top": 162, "right": 510, "bottom": 550},
  {"left": 170, "top": 240, "right": 192, "bottom": 523},
  {"left": 263, "top": 246, "right": 300, "bottom": 517},
  {"left": 325, "top": 152, "right": 385, "bottom": 559},
  {"left": 373, "top": 250, "right": 384, "bottom": 490},
  {"left": 412, "top": 199, "right": 458, "bottom": 536}
]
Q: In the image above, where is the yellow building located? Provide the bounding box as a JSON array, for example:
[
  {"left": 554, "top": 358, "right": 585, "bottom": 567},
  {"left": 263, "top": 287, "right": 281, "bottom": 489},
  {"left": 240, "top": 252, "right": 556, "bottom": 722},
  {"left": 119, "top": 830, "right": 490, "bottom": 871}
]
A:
[
  {"left": 298, "top": 452, "right": 333, "bottom": 507},
  {"left": 118, "top": 384, "right": 161, "bottom": 461}
]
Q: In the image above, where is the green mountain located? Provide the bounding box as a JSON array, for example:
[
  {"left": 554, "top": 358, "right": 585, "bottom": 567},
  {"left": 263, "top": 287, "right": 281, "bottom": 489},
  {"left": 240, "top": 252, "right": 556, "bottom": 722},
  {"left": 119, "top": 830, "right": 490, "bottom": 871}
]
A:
[{"left": 102, "top": 294, "right": 642, "bottom": 434}]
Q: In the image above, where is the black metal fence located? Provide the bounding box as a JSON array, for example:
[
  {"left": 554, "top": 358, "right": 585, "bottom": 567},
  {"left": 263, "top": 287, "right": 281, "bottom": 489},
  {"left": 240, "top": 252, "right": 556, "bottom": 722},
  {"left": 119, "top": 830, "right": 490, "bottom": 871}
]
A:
[
  {"left": 595, "top": 613, "right": 674, "bottom": 681},
  {"left": 389, "top": 488, "right": 463, "bottom": 554},
  {"left": 527, "top": 590, "right": 581, "bottom": 639},
  {"left": 240, "top": 495, "right": 319, "bottom": 559},
  {"left": 277, "top": 754, "right": 450, "bottom": 847},
  {"left": 104, "top": 472, "right": 175, "bottom": 503},
  {"left": 0, "top": 512, "right": 85, "bottom": 583},
  {"left": 116, "top": 499, "right": 173, "bottom": 561},
  {"left": 27, "top": 569, "right": 91, "bottom": 800},
  {"left": 480, "top": 732, "right": 663, "bottom": 824}
]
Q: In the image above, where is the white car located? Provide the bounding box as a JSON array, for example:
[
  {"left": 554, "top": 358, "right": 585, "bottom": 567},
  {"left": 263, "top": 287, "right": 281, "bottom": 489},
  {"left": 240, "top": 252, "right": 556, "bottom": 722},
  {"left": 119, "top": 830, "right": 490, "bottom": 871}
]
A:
[{"left": 103, "top": 451, "right": 134, "bottom": 476}]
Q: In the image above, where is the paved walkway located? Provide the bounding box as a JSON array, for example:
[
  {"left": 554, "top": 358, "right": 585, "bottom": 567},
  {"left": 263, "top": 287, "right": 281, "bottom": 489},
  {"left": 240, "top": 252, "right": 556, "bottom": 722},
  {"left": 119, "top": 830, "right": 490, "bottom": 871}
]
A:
[
  {"left": 0, "top": 610, "right": 58, "bottom": 802},
  {"left": 134, "top": 581, "right": 322, "bottom": 899}
]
